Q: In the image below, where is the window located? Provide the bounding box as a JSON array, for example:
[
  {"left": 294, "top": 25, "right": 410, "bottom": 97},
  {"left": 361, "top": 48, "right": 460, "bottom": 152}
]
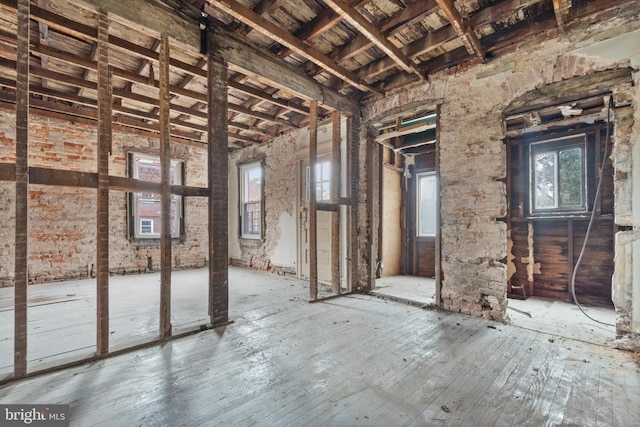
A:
[
  {"left": 306, "top": 160, "right": 331, "bottom": 202},
  {"left": 139, "top": 219, "right": 154, "bottom": 235},
  {"left": 530, "top": 134, "right": 587, "bottom": 214},
  {"left": 240, "top": 162, "right": 263, "bottom": 239},
  {"left": 130, "top": 153, "right": 182, "bottom": 239},
  {"left": 417, "top": 172, "right": 437, "bottom": 237}
]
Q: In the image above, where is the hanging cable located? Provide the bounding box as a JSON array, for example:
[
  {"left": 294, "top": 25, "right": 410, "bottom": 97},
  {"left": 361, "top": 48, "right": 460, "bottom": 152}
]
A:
[{"left": 570, "top": 95, "right": 615, "bottom": 327}]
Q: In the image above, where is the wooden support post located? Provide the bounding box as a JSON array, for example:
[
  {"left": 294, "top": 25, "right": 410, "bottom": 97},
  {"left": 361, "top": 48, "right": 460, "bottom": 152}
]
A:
[
  {"left": 434, "top": 105, "right": 442, "bottom": 307},
  {"left": 207, "top": 53, "right": 229, "bottom": 325},
  {"left": 366, "top": 127, "right": 380, "bottom": 291},
  {"left": 14, "top": 0, "right": 29, "bottom": 378},
  {"left": 331, "top": 111, "right": 341, "bottom": 294},
  {"left": 96, "top": 11, "right": 111, "bottom": 354},
  {"left": 309, "top": 101, "right": 318, "bottom": 300},
  {"left": 348, "top": 116, "right": 359, "bottom": 292},
  {"left": 567, "top": 219, "right": 574, "bottom": 300},
  {"left": 159, "top": 34, "right": 172, "bottom": 339}
]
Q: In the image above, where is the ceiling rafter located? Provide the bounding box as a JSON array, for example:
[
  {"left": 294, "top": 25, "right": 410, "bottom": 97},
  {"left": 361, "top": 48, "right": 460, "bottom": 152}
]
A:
[
  {"left": 552, "top": 0, "right": 572, "bottom": 32},
  {"left": 207, "top": 0, "right": 378, "bottom": 93},
  {"left": 322, "top": 0, "right": 425, "bottom": 80},
  {"left": 435, "top": 0, "right": 484, "bottom": 58},
  {"left": 305, "top": 0, "right": 439, "bottom": 79}
]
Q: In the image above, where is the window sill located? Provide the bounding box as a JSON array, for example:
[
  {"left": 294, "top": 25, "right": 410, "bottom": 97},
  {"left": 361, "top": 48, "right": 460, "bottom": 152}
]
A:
[
  {"left": 130, "top": 237, "right": 185, "bottom": 249},
  {"left": 511, "top": 213, "right": 612, "bottom": 222},
  {"left": 240, "top": 237, "right": 264, "bottom": 245}
]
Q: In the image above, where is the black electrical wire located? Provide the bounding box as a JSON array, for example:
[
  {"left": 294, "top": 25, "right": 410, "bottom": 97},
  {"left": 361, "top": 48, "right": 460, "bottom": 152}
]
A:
[{"left": 570, "top": 96, "right": 615, "bottom": 327}]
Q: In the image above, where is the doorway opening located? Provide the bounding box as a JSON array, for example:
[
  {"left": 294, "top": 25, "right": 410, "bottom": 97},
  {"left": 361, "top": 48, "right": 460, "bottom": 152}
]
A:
[
  {"left": 371, "top": 112, "right": 440, "bottom": 307},
  {"left": 504, "top": 94, "right": 617, "bottom": 345}
]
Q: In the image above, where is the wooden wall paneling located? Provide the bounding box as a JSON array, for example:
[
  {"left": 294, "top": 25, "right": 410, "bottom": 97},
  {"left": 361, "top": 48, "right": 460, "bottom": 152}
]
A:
[
  {"left": 309, "top": 100, "right": 318, "bottom": 300},
  {"left": 331, "top": 111, "right": 341, "bottom": 294},
  {"left": 96, "top": 10, "right": 111, "bottom": 354},
  {"left": 13, "top": 0, "right": 29, "bottom": 378},
  {"left": 208, "top": 53, "right": 229, "bottom": 325},
  {"left": 159, "top": 34, "right": 172, "bottom": 338}
]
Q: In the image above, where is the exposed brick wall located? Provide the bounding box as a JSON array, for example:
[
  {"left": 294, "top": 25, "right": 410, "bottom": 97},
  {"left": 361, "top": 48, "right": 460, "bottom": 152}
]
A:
[
  {"left": 0, "top": 109, "right": 208, "bottom": 286},
  {"left": 361, "top": 14, "right": 639, "bottom": 321}
]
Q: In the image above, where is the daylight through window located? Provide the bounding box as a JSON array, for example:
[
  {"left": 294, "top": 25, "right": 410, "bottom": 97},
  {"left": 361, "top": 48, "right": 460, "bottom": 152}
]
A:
[
  {"left": 241, "top": 162, "right": 263, "bottom": 239},
  {"left": 130, "top": 153, "right": 182, "bottom": 238},
  {"left": 530, "top": 135, "right": 587, "bottom": 214}
]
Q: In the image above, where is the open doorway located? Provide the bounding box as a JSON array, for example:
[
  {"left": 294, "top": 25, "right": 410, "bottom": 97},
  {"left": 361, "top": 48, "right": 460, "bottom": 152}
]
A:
[{"left": 372, "top": 112, "right": 440, "bottom": 306}]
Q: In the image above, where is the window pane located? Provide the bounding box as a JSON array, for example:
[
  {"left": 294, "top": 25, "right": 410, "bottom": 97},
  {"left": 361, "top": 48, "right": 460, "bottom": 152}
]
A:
[
  {"left": 534, "top": 152, "right": 557, "bottom": 209},
  {"left": 559, "top": 147, "right": 583, "bottom": 208},
  {"left": 131, "top": 154, "right": 182, "bottom": 238},
  {"left": 418, "top": 174, "right": 437, "bottom": 236},
  {"left": 241, "top": 164, "right": 263, "bottom": 238}
]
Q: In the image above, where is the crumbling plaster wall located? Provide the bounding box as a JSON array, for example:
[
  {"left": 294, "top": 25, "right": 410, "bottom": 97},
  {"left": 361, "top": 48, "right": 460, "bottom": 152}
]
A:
[
  {"left": 228, "top": 129, "right": 300, "bottom": 275},
  {"left": 361, "top": 14, "right": 640, "bottom": 325},
  {"left": 228, "top": 119, "right": 347, "bottom": 277},
  {"left": 0, "top": 110, "right": 209, "bottom": 286}
]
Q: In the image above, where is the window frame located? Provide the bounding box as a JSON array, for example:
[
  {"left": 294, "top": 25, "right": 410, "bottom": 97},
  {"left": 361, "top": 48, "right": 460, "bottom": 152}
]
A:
[
  {"left": 416, "top": 171, "right": 437, "bottom": 238},
  {"left": 305, "top": 159, "right": 332, "bottom": 203},
  {"left": 129, "top": 152, "right": 183, "bottom": 240},
  {"left": 528, "top": 134, "right": 588, "bottom": 216},
  {"left": 239, "top": 161, "right": 264, "bottom": 240}
]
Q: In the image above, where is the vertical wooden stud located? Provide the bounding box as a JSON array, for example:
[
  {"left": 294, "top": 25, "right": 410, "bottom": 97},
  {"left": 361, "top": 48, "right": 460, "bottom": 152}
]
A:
[
  {"left": 348, "top": 116, "right": 359, "bottom": 292},
  {"left": 567, "top": 219, "right": 574, "bottom": 300},
  {"left": 435, "top": 105, "right": 442, "bottom": 307},
  {"left": 331, "top": 111, "right": 341, "bottom": 294},
  {"left": 14, "top": 0, "right": 29, "bottom": 377},
  {"left": 309, "top": 101, "right": 318, "bottom": 300},
  {"left": 207, "top": 52, "right": 229, "bottom": 325},
  {"left": 366, "top": 127, "right": 380, "bottom": 291},
  {"left": 96, "top": 10, "right": 111, "bottom": 354},
  {"left": 159, "top": 34, "right": 172, "bottom": 338}
]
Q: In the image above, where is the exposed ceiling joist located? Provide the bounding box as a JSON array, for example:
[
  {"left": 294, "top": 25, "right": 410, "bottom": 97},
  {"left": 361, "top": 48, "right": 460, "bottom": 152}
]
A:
[
  {"left": 322, "top": 0, "right": 425, "bottom": 80},
  {"left": 435, "top": 0, "right": 484, "bottom": 58},
  {"left": 552, "top": 0, "right": 572, "bottom": 32},
  {"left": 207, "top": 0, "right": 378, "bottom": 93},
  {"left": 211, "top": 28, "right": 359, "bottom": 114}
]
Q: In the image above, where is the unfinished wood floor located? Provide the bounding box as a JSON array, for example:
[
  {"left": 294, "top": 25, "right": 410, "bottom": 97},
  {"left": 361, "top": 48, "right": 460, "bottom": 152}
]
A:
[{"left": 1, "top": 268, "right": 639, "bottom": 426}]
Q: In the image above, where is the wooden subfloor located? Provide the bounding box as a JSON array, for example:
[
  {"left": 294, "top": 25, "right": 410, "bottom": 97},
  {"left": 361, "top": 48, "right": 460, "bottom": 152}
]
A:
[{"left": 1, "top": 267, "right": 639, "bottom": 426}]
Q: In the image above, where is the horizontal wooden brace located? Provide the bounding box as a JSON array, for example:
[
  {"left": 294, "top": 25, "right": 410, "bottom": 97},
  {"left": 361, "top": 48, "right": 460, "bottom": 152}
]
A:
[{"left": 0, "top": 163, "right": 209, "bottom": 196}]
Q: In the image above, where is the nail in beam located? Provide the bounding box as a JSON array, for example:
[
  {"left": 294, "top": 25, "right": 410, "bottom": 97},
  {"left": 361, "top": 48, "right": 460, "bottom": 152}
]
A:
[{"left": 14, "top": 0, "right": 29, "bottom": 378}]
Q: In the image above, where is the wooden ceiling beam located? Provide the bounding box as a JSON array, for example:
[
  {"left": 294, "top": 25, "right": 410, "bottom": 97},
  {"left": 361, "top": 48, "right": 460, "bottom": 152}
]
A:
[
  {"left": 435, "top": 0, "right": 483, "bottom": 58},
  {"left": 357, "top": 25, "right": 457, "bottom": 81},
  {"left": 323, "top": 0, "right": 425, "bottom": 79},
  {"left": 211, "top": 27, "right": 359, "bottom": 114},
  {"left": 307, "top": 0, "right": 438, "bottom": 77},
  {"left": 227, "top": 79, "right": 309, "bottom": 115},
  {"left": 227, "top": 101, "right": 298, "bottom": 129},
  {"left": 207, "top": 0, "right": 377, "bottom": 93},
  {"left": 552, "top": 0, "right": 572, "bottom": 32},
  {"left": 278, "top": 9, "right": 342, "bottom": 58},
  {"left": 228, "top": 120, "right": 277, "bottom": 138}
]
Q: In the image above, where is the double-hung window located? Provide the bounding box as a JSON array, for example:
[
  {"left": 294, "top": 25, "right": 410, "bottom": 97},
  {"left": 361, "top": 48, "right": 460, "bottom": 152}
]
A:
[
  {"left": 130, "top": 153, "right": 182, "bottom": 239},
  {"left": 530, "top": 134, "right": 587, "bottom": 214},
  {"left": 240, "top": 162, "right": 263, "bottom": 239},
  {"left": 417, "top": 172, "right": 437, "bottom": 237}
]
